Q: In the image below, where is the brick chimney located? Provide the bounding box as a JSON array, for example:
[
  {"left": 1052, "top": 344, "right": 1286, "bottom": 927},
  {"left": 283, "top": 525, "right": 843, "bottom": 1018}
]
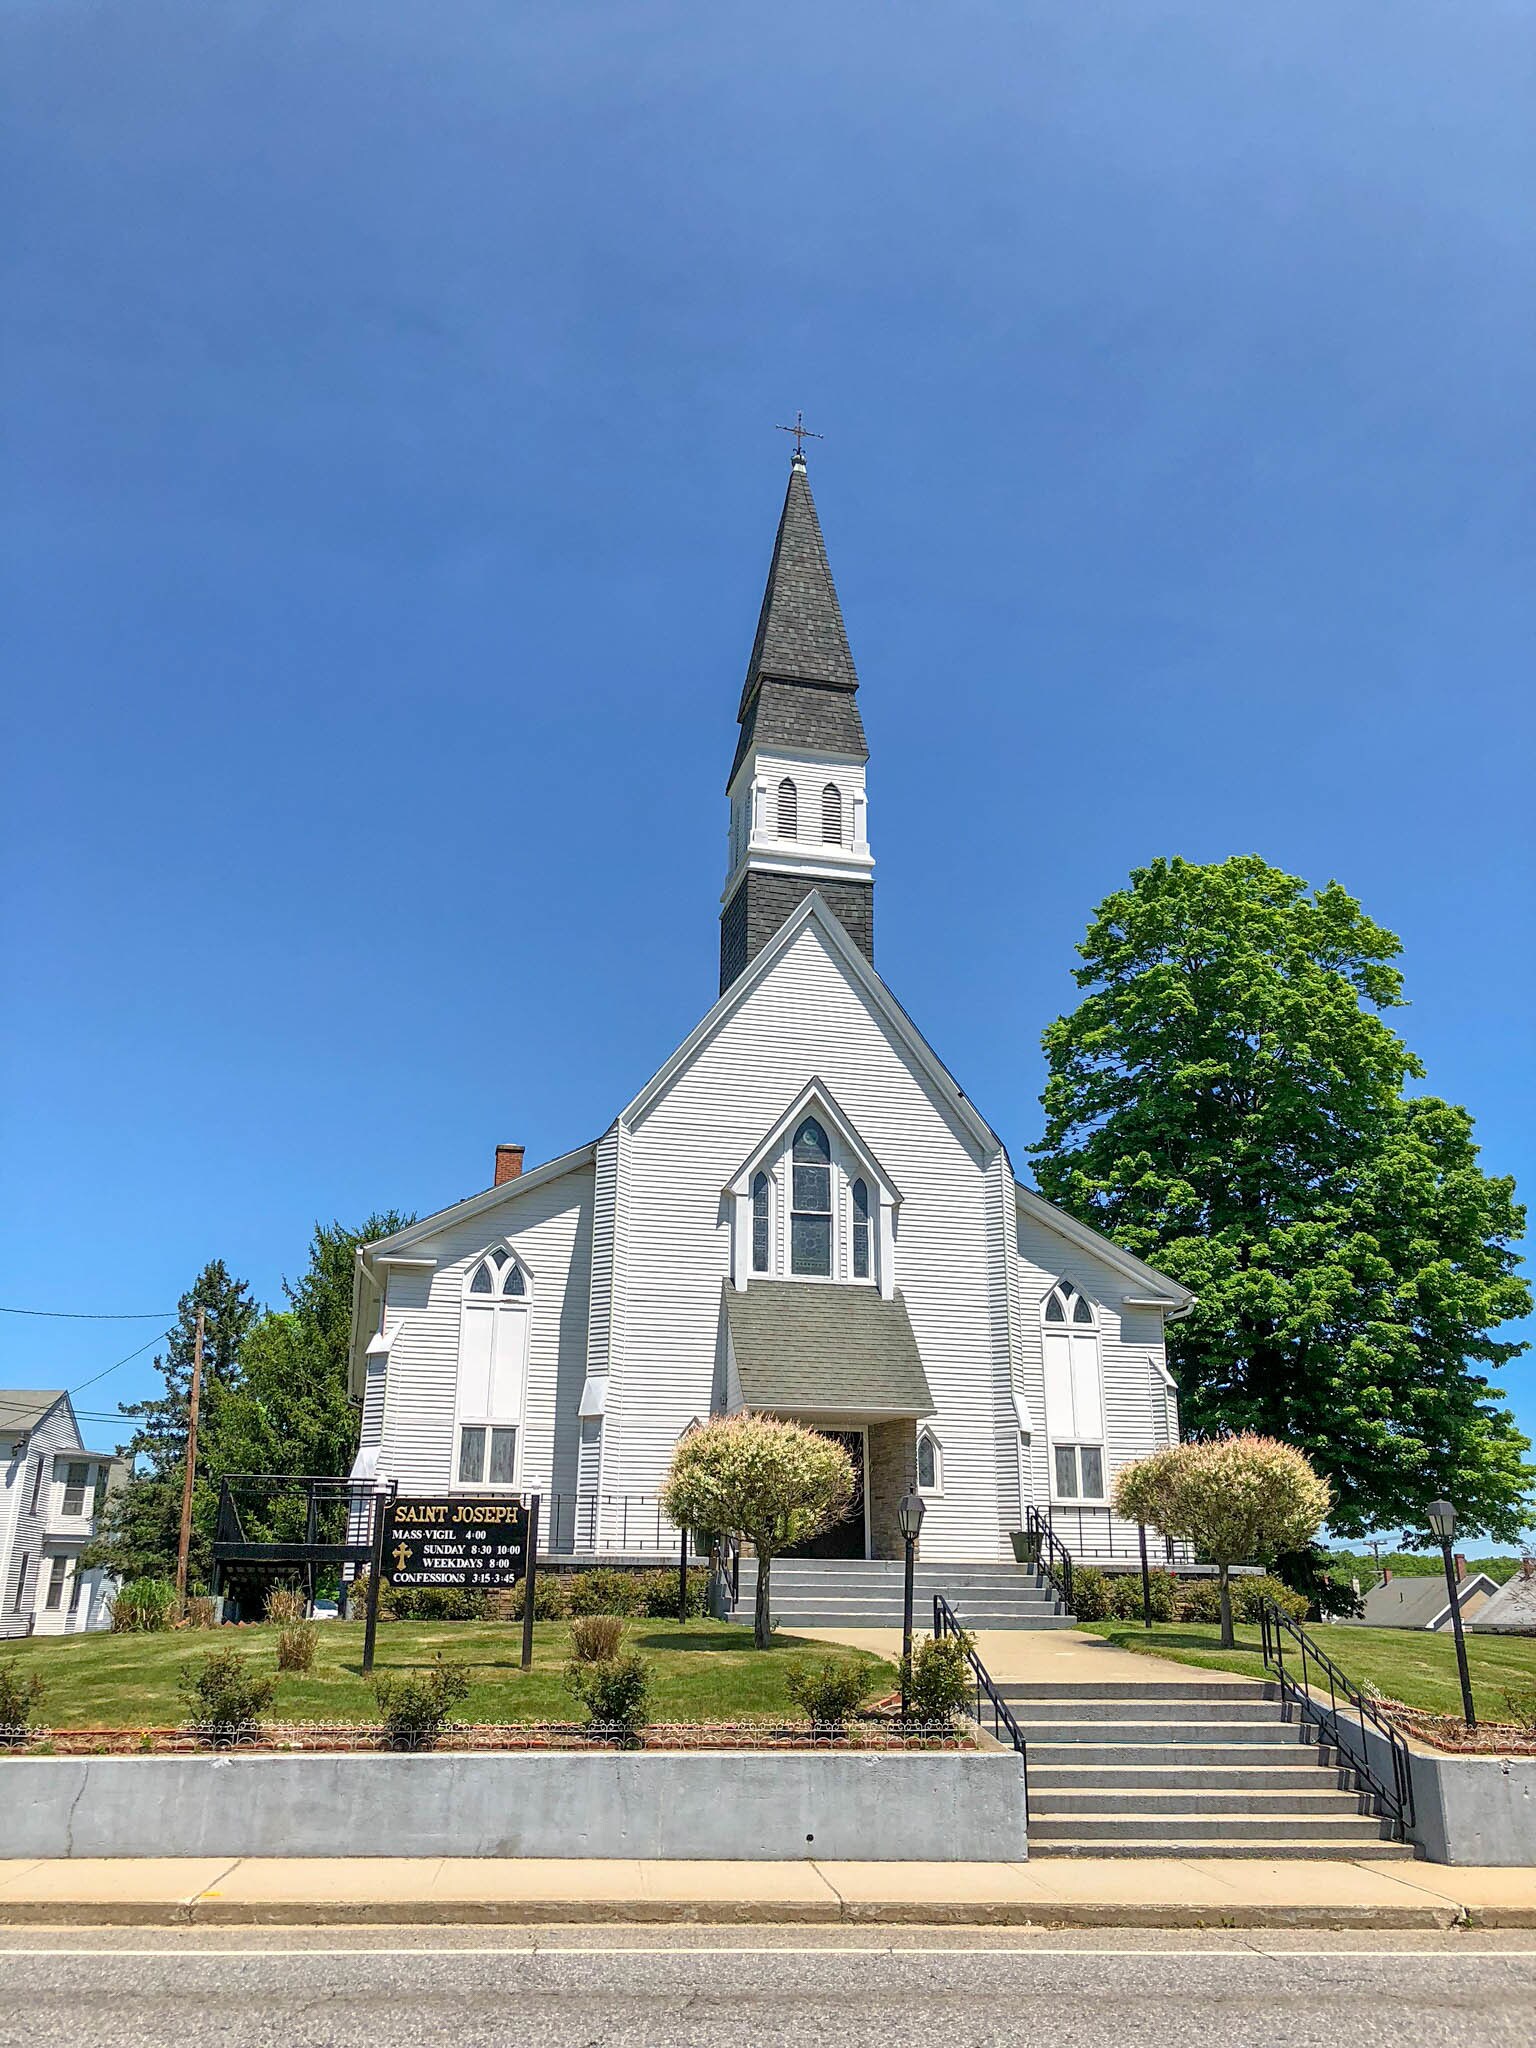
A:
[
  {"left": 1454, "top": 1552, "right": 1467, "bottom": 1582},
  {"left": 494, "top": 1144, "right": 525, "bottom": 1187},
  {"left": 1521, "top": 1557, "right": 1535, "bottom": 1581},
  {"left": 1380, "top": 1567, "right": 1392, "bottom": 1583}
]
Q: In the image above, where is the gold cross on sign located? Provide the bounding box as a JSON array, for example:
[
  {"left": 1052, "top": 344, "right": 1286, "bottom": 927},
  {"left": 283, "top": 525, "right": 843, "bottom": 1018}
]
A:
[
  {"left": 391, "top": 1543, "right": 412, "bottom": 1573},
  {"left": 775, "top": 410, "right": 823, "bottom": 458}
]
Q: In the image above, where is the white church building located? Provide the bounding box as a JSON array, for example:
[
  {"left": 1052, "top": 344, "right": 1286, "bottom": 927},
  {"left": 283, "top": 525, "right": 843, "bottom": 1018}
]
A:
[{"left": 348, "top": 455, "right": 1192, "bottom": 1565}]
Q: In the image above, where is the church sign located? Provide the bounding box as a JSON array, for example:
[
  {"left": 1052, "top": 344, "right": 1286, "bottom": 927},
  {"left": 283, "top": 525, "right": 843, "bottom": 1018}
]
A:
[{"left": 382, "top": 1495, "right": 531, "bottom": 1592}]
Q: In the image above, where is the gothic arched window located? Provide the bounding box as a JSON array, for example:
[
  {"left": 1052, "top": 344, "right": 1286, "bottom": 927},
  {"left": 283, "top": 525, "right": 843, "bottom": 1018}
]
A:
[
  {"left": 821, "top": 783, "right": 843, "bottom": 846},
  {"left": 917, "top": 1427, "right": 942, "bottom": 1493},
  {"left": 777, "top": 777, "right": 798, "bottom": 839},
  {"left": 790, "top": 1117, "right": 832, "bottom": 1275},
  {"left": 850, "top": 1176, "right": 871, "bottom": 1280},
  {"left": 457, "top": 1248, "right": 531, "bottom": 1488},
  {"left": 1041, "top": 1279, "right": 1103, "bottom": 1501},
  {"left": 751, "top": 1171, "right": 771, "bottom": 1274}
]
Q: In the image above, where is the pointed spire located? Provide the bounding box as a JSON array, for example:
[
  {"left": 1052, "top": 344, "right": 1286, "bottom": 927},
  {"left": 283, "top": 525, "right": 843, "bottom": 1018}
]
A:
[{"left": 739, "top": 456, "right": 859, "bottom": 715}]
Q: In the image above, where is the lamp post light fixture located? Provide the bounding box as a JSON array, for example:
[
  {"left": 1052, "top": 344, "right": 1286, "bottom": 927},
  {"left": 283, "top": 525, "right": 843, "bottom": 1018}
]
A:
[
  {"left": 897, "top": 1490, "right": 926, "bottom": 1720},
  {"left": 1427, "top": 1498, "right": 1477, "bottom": 1729}
]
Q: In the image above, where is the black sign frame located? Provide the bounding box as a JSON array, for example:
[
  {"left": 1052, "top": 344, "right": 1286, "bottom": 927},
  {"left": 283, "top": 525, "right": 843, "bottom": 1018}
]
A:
[{"left": 361, "top": 1488, "right": 542, "bottom": 1673}]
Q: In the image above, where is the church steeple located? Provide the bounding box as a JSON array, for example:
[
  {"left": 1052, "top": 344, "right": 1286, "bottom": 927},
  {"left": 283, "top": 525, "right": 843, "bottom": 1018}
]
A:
[{"left": 720, "top": 452, "right": 875, "bottom": 992}]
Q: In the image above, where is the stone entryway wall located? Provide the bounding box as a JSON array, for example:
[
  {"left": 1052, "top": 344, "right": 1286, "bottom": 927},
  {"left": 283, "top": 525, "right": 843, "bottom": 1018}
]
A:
[{"left": 866, "top": 1418, "right": 917, "bottom": 1559}]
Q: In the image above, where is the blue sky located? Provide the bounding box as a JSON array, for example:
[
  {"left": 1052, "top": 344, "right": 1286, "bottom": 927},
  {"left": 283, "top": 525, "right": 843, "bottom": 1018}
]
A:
[{"left": 3, "top": 3, "right": 1533, "bottom": 1505}]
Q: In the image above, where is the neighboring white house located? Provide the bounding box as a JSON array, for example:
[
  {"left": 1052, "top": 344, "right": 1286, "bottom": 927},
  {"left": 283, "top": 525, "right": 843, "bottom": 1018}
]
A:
[
  {"left": 0, "top": 1391, "right": 122, "bottom": 1637},
  {"left": 1468, "top": 1558, "right": 1536, "bottom": 1635},
  {"left": 1344, "top": 1567, "right": 1499, "bottom": 1633},
  {"left": 348, "top": 455, "right": 1193, "bottom": 1565}
]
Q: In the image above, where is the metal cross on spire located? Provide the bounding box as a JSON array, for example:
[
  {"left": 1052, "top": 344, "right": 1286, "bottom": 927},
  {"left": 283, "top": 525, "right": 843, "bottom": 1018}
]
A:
[{"left": 775, "top": 411, "right": 824, "bottom": 461}]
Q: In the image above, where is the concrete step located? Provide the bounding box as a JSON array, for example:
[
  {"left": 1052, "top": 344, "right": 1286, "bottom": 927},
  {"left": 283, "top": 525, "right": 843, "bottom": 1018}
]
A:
[
  {"left": 1029, "top": 1763, "right": 1342, "bottom": 1792},
  {"left": 1005, "top": 1697, "right": 1280, "bottom": 1724},
  {"left": 998, "top": 1681, "right": 1269, "bottom": 1702},
  {"left": 761, "top": 1613, "right": 1077, "bottom": 1632},
  {"left": 1029, "top": 1811, "right": 1392, "bottom": 1841},
  {"left": 1015, "top": 1718, "right": 1304, "bottom": 1746},
  {"left": 1031, "top": 1837, "right": 1416, "bottom": 1860},
  {"left": 1029, "top": 1789, "right": 1370, "bottom": 1817},
  {"left": 1027, "top": 1741, "right": 1313, "bottom": 1770}
]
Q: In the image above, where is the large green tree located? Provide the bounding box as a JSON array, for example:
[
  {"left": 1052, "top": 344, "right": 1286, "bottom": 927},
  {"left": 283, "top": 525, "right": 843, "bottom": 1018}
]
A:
[
  {"left": 1031, "top": 855, "right": 1532, "bottom": 1541},
  {"left": 86, "top": 1260, "right": 262, "bottom": 1584}
]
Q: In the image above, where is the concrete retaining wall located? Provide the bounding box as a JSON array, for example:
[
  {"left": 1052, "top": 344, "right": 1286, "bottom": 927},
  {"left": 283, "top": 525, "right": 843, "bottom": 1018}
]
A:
[
  {"left": 1339, "top": 1711, "right": 1536, "bottom": 1865},
  {"left": 5, "top": 1749, "right": 1028, "bottom": 1861}
]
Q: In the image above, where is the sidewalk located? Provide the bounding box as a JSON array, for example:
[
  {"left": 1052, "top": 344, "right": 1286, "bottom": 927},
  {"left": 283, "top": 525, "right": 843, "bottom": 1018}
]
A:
[
  {"left": 793, "top": 1625, "right": 1228, "bottom": 1685},
  {"left": 0, "top": 1857, "right": 1530, "bottom": 1928}
]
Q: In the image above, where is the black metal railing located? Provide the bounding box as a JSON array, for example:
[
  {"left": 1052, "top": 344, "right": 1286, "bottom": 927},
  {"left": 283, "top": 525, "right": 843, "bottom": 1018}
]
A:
[
  {"left": 214, "top": 1475, "right": 377, "bottom": 1555},
  {"left": 1024, "top": 1505, "right": 1075, "bottom": 1614},
  {"left": 934, "top": 1593, "right": 1029, "bottom": 1818},
  {"left": 1040, "top": 1503, "right": 1197, "bottom": 1568},
  {"left": 540, "top": 1493, "right": 682, "bottom": 1554},
  {"left": 1259, "top": 1600, "right": 1415, "bottom": 1837}
]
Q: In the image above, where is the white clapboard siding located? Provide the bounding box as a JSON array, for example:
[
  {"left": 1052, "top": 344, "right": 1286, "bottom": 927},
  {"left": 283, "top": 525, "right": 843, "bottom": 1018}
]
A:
[
  {"left": 1, "top": 1399, "right": 101, "bottom": 1638},
  {"left": 377, "top": 1161, "right": 595, "bottom": 1501},
  {"left": 613, "top": 919, "right": 1010, "bottom": 1561}
]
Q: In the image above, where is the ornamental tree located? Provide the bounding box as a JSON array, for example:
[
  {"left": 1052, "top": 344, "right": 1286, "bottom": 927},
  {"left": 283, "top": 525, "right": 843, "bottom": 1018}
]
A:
[
  {"left": 1032, "top": 855, "right": 1532, "bottom": 1540},
  {"left": 661, "top": 1414, "right": 854, "bottom": 1648},
  {"left": 1114, "top": 1435, "right": 1332, "bottom": 1646}
]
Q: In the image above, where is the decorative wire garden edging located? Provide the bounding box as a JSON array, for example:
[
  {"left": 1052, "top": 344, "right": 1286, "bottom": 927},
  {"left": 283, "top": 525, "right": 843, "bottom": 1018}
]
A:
[{"left": 2, "top": 1718, "right": 977, "bottom": 1757}]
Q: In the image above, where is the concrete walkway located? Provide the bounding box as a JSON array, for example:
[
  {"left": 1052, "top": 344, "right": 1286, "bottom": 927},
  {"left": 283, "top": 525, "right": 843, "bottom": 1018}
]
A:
[
  {"left": 0, "top": 1856, "right": 1530, "bottom": 1927},
  {"left": 793, "top": 1624, "right": 1243, "bottom": 1686}
]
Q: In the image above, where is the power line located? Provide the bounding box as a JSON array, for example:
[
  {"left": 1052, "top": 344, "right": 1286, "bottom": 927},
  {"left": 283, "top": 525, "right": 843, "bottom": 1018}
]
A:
[{"left": 0, "top": 1306, "right": 172, "bottom": 1320}]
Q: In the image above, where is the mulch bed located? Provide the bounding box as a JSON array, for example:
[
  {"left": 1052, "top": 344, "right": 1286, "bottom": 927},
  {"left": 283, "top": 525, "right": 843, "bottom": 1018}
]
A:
[
  {"left": 4, "top": 1717, "right": 975, "bottom": 1757},
  {"left": 1373, "top": 1700, "right": 1536, "bottom": 1756}
]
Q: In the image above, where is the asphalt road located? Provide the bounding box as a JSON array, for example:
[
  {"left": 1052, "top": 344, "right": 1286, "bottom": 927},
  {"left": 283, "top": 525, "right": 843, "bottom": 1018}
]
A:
[{"left": 1, "top": 1929, "right": 1534, "bottom": 2048}]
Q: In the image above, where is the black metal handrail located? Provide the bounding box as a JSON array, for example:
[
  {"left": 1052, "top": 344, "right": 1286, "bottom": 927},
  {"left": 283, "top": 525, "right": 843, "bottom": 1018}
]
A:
[
  {"left": 933, "top": 1592, "right": 1029, "bottom": 1821},
  {"left": 1259, "top": 1600, "right": 1414, "bottom": 1837},
  {"left": 1024, "top": 1504, "right": 1074, "bottom": 1614}
]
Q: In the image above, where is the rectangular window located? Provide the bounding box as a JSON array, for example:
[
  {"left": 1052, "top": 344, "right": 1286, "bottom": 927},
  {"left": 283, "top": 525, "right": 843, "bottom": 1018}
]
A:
[
  {"left": 62, "top": 1462, "right": 90, "bottom": 1517},
  {"left": 45, "top": 1557, "right": 68, "bottom": 1609},
  {"left": 791, "top": 1213, "right": 831, "bottom": 1275},
  {"left": 1053, "top": 1444, "right": 1106, "bottom": 1501},
  {"left": 13, "top": 1555, "right": 29, "bottom": 1611},
  {"left": 458, "top": 1427, "right": 487, "bottom": 1485},
  {"left": 68, "top": 1566, "right": 86, "bottom": 1616},
  {"left": 93, "top": 1468, "right": 109, "bottom": 1519},
  {"left": 488, "top": 1427, "right": 517, "bottom": 1486},
  {"left": 30, "top": 1458, "right": 44, "bottom": 1514}
]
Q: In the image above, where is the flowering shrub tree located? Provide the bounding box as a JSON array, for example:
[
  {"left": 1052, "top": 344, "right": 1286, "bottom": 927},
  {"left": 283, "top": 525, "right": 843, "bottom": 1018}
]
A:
[
  {"left": 1114, "top": 1435, "right": 1332, "bottom": 1647},
  {"left": 661, "top": 1415, "right": 855, "bottom": 1648}
]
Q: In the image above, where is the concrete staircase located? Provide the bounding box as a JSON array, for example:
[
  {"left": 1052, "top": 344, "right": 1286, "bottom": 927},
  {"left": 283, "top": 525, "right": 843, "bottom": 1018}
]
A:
[
  {"left": 733, "top": 1558, "right": 1075, "bottom": 1631},
  {"left": 1000, "top": 1679, "right": 1415, "bottom": 1859}
]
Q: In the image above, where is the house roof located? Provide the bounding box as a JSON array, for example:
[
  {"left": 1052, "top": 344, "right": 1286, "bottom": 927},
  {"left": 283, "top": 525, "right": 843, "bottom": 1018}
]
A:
[
  {"left": 1468, "top": 1567, "right": 1536, "bottom": 1635},
  {"left": 1348, "top": 1572, "right": 1499, "bottom": 1630},
  {"left": 722, "top": 1280, "right": 935, "bottom": 1419},
  {"left": 0, "top": 1390, "right": 66, "bottom": 1436}
]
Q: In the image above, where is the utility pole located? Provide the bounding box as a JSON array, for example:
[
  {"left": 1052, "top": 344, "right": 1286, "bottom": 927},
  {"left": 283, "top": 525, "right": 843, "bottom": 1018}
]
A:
[{"left": 174, "top": 1304, "right": 205, "bottom": 1612}]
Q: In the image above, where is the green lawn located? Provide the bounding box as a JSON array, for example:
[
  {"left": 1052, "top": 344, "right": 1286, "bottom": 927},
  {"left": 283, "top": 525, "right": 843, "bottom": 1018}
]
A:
[
  {"left": 1, "top": 1621, "right": 896, "bottom": 1731},
  {"left": 1079, "top": 1619, "right": 1536, "bottom": 1720}
]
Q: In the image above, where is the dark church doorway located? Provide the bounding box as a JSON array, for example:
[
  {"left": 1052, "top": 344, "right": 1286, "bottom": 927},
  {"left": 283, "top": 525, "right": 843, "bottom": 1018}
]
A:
[{"left": 784, "top": 1427, "right": 867, "bottom": 1559}]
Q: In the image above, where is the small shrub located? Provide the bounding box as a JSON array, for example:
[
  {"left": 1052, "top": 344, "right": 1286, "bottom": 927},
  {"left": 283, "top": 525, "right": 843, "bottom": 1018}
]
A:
[
  {"left": 565, "top": 1652, "right": 651, "bottom": 1745},
  {"left": 1145, "top": 1568, "right": 1180, "bottom": 1621},
  {"left": 264, "top": 1587, "right": 308, "bottom": 1626},
  {"left": 639, "top": 1567, "right": 709, "bottom": 1620},
  {"left": 1106, "top": 1573, "right": 1147, "bottom": 1621},
  {"left": 179, "top": 1647, "right": 278, "bottom": 1746},
  {"left": 181, "top": 1595, "right": 219, "bottom": 1629},
  {"left": 784, "top": 1656, "right": 873, "bottom": 1733},
  {"left": 0, "top": 1660, "right": 46, "bottom": 1743},
  {"left": 568, "top": 1569, "right": 648, "bottom": 1618},
  {"left": 276, "top": 1622, "right": 318, "bottom": 1674},
  {"left": 1181, "top": 1579, "right": 1224, "bottom": 1623},
  {"left": 905, "top": 1635, "right": 973, "bottom": 1731},
  {"left": 1069, "top": 1566, "right": 1110, "bottom": 1622},
  {"left": 488, "top": 1573, "right": 571, "bottom": 1622},
  {"left": 569, "top": 1614, "right": 626, "bottom": 1664},
  {"left": 110, "top": 1577, "right": 177, "bottom": 1633},
  {"left": 1233, "top": 1574, "right": 1308, "bottom": 1624},
  {"left": 372, "top": 1657, "right": 471, "bottom": 1750}
]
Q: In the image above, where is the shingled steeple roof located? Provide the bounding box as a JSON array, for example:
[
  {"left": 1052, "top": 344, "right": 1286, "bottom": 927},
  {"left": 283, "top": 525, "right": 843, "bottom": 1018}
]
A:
[{"left": 730, "top": 456, "right": 867, "bottom": 783}]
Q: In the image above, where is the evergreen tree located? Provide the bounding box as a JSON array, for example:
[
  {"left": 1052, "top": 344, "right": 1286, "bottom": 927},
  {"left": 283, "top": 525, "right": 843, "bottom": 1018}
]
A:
[
  {"left": 1031, "top": 855, "right": 1532, "bottom": 1540},
  {"left": 86, "top": 1260, "right": 261, "bottom": 1585}
]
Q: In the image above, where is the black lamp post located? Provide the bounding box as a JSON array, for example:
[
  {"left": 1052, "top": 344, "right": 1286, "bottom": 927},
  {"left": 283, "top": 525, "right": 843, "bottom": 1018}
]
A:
[
  {"left": 897, "top": 1490, "right": 926, "bottom": 1720},
  {"left": 1428, "top": 1498, "right": 1477, "bottom": 1729}
]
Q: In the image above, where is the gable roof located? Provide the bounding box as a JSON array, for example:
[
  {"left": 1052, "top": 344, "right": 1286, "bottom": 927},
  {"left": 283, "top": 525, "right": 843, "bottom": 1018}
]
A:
[
  {"left": 0, "top": 1390, "right": 68, "bottom": 1438},
  {"left": 358, "top": 1141, "right": 600, "bottom": 1263},
  {"left": 1468, "top": 1567, "right": 1536, "bottom": 1635},
  {"left": 722, "top": 1075, "right": 903, "bottom": 1203},
  {"left": 1348, "top": 1572, "right": 1499, "bottom": 1630},
  {"left": 723, "top": 1281, "right": 934, "bottom": 1419},
  {"left": 1014, "top": 1186, "right": 1195, "bottom": 1312}
]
